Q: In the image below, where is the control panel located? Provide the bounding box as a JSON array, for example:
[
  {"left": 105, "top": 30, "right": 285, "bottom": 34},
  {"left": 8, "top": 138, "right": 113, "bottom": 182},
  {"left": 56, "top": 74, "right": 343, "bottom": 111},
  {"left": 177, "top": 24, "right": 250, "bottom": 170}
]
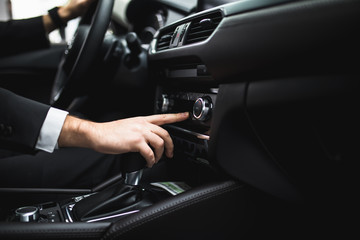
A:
[
  {"left": 155, "top": 88, "right": 217, "bottom": 127},
  {"left": 6, "top": 193, "right": 97, "bottom": 223},
  {"left": 7, "top": 202, "right": 63, "bottom": 223},
  {"left": 155, "top": 87, "right": 217, "bottom": 163}
]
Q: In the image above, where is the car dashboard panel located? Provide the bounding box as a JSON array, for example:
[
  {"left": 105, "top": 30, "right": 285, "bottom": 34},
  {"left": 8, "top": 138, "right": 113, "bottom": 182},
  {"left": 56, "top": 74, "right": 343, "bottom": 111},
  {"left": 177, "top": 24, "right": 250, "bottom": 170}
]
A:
[
  {"left": 0, "top": 0, "right": 359, "bottom": 239},
  {"left": 148, "top": 0, "right": 360, "bottom": 200}
]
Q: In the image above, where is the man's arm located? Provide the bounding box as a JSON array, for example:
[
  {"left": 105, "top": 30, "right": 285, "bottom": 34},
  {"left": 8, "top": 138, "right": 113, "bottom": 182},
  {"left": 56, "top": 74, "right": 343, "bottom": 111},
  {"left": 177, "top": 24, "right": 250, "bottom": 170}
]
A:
[
  {"left": 0, "top": 17, "right": 50, "bottom": 57},
  {"left": 1, "top": 88, "right": 189, "bottom": 167},
  {"left": 0, "top": 0, "right": 95, "bottom": 57},
  {"left": 0, "top": 88, "right": 50, "bottom": 153},
  {"left": 43, "top": 0, "right": 95, "bottom": 33},
  {"left": 58, "top": 113, "right": 189, "bottom": 168}
]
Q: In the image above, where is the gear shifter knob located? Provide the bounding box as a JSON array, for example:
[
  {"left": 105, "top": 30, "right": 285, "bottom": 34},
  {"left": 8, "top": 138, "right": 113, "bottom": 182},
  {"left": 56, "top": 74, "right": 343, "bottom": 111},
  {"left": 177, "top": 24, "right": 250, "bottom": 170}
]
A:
[{"left": 122, "top": 153, "right": 147, "bottom": 185}]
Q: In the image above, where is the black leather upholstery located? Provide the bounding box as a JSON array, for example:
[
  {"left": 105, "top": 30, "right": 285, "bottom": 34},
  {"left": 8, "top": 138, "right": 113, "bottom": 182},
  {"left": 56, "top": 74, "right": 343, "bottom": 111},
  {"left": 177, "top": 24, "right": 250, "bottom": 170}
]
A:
[
  {"left": 102, "top": 180, "right": 252, "bottom": 240},
  {"left": 0, "top": 222, "right": 111, "bottom": 240}
]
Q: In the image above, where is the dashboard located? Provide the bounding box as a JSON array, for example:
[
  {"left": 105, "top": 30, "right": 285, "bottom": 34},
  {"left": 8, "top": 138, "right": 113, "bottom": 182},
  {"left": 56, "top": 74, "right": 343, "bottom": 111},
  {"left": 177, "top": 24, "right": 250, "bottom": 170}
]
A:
[
  {"left": 0, "top": 0, "right": 359, "bottom": 238},
  {"left": 142, "top": 0, "right": 360, "bottom": 201}
]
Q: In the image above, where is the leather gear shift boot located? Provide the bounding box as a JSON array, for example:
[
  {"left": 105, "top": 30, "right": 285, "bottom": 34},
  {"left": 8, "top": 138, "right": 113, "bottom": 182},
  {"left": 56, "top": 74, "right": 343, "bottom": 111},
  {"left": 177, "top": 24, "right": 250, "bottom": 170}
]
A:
[{"left": 72, "top": 180, "right": 155, "bottom": 222}]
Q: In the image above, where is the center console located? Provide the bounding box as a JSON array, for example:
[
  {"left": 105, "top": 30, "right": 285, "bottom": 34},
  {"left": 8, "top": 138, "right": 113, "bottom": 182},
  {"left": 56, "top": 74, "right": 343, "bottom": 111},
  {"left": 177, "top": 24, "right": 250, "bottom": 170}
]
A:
[
  {"left": 4, "top": 153, "right": 179, "bottom": 224},
  {"left": 2, "top": 86, "right": 221, "bottom": 225}
]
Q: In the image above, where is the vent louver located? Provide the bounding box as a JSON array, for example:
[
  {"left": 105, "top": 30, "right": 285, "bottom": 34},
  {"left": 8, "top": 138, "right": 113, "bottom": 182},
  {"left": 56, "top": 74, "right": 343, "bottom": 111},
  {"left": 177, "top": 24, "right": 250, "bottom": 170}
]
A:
[
  {"left": 185, "top": 11, "right": 223, "bottom": 45},
  {"left": 156, "top": 27, "right": 176, "bottom": 51},
  {"left": 155, "top": 11, "right": 223, "bottom": 52}
]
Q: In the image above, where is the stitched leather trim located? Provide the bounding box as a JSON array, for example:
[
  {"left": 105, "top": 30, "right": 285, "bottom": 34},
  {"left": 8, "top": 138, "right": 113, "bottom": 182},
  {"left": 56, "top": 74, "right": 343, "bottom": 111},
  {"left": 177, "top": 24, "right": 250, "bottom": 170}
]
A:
[
  {"left": 102, "top": 180, "right": 242, "bottom": 240},
  {"left": 0, "top": 222, "right": 110, "bottom": 239}
]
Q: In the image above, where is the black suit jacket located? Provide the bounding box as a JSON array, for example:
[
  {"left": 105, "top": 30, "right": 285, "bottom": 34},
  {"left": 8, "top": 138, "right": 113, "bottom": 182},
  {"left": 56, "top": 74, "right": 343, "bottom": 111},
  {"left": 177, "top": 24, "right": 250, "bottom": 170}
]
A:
[
  {"left": 0, "top": 17, "right": 51, "bottom": 153},
  {"left": 0, "top": 16, "right": 50, "bottom": 57},
  {"left": 0, "top": 88, "right": 50, "bottom": 153}
]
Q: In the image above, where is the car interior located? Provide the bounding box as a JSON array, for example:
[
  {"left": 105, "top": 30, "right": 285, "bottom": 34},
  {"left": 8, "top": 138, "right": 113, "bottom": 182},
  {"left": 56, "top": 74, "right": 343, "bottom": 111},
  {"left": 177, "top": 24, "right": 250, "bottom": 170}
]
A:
[{"left": 0, "top": 0, "right": 359, "bottom": 239}]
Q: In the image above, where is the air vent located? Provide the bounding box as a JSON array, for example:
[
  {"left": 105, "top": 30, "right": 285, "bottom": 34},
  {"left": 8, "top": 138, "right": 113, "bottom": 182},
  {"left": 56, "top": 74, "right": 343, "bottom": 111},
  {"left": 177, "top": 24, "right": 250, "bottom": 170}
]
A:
[
  {"left": 185, "top": 11, "right": 223, "bottom": 45},
  {"left": 155, "top": 11, "right": 223, "bottom": 52},
  {"left": 156, "top": 27, "right": 176, "bottom": 51}
]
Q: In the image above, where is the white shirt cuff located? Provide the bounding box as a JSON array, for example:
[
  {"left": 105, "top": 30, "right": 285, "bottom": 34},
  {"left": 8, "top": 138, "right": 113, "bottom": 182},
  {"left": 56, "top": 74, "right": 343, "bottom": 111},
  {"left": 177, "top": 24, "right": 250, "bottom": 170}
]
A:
[{"left": 35, "top": 107, "right": 69, "bottom": 153}]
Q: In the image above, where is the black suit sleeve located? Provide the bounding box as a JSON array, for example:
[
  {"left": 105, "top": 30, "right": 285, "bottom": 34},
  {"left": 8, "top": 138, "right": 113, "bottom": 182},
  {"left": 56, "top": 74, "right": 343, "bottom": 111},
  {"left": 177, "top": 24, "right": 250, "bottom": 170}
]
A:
[
  {"left": 0, "top": 88, "right": 50, "bottom": 154},
  {"left": 0, "top": 16, "right": 50, "bottom": 57}
]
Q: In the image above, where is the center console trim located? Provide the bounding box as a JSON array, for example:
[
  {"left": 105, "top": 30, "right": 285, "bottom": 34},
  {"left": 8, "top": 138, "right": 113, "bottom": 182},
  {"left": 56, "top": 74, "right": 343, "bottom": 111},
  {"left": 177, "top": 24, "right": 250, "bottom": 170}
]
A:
[
  {"left": 166, "top": 125, "right": 210, "bottom": 140},
  {"left": 86, "top": 210, "right": 140, "bottom": 223}
]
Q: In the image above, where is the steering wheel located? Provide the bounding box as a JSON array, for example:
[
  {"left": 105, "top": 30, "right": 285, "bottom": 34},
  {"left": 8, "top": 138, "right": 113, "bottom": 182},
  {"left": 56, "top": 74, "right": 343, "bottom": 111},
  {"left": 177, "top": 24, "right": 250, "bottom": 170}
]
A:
[{"left": 50, "top": 0, "right": 114, "bottom": 109}]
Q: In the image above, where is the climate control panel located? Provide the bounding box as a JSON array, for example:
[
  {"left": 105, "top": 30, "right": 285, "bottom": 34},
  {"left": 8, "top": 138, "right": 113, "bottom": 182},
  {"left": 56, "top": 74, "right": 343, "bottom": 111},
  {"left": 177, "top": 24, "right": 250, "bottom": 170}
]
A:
[
  {"left": 154, "top": 88, "right": 217, "bottom": 163},
  {"left": 155, "top": 89, "right": 217, "bottom": 126}
]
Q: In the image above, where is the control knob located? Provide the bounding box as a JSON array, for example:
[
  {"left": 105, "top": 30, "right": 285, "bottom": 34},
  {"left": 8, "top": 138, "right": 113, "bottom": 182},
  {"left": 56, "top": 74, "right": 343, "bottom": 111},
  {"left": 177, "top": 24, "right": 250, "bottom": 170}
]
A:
[
  {"left": 193, "top": 97, "right": 212, "bottom": 121},
  {"left": 15, "top": 206, "right": 40, "bottom": 222}
]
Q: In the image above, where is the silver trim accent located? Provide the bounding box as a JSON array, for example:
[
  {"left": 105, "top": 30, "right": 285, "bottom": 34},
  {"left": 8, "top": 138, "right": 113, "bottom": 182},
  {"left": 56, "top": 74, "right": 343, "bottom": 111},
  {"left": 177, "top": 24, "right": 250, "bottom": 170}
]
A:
[
  {"left": 65, "top": 193, "right": 96, "bottom": 222},
  {"left": 74, "top": 193, "right": 96, "bottom": 202},
  {"left": 15, "top": 206, "right": 39, "bottom": 223},
  {"left": 125, "top": 169, "right": 143, "bottom": 185},
  {"left": 86, "top": 210, "right": 140, "bottom": 223},
  {"left": 161, "top": 94, "right": 170, "bottom": 112},
  {"left": 210, "top": 88, "right": 219, "bottom": 94},
  {"left": 166, "top": 125, "right": 210, "bottom": 140},
  {"left": 65, "top": 204, "right": 75, "bottom": 223},
  {"left": 193, "top": 97, "right": 211, "bottom": 121},
  {"left": 65, "top": 202, "right": 139, "bottom": 223}
]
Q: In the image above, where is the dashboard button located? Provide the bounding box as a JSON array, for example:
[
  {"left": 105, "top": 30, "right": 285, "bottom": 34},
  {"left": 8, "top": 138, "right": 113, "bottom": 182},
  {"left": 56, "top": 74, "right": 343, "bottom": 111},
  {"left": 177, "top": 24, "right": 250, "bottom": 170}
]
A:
[{"left": 193, "top": 97, "right": 212, "bottom": 121}]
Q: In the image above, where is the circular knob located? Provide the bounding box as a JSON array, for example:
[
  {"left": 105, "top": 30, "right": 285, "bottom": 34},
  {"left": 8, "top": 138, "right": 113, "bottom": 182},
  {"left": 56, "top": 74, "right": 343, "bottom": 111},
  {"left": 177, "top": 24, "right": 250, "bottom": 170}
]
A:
[
  {"left": 15, "top": 206, "right": 39, "bottom": 223},
  {"left": 193, "top": 97, "right": 212, "bottom": 121}
]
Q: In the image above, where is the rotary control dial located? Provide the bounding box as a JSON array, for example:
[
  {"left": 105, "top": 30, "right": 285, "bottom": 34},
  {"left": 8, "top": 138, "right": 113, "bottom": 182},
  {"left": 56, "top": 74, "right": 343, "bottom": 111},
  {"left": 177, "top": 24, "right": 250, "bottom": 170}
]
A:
[
  {"left": 15, "top": 206, "right": 40, "bottom": 222},
  {"left": 192, "top": 97, "right": 212, "bottom": 121}
]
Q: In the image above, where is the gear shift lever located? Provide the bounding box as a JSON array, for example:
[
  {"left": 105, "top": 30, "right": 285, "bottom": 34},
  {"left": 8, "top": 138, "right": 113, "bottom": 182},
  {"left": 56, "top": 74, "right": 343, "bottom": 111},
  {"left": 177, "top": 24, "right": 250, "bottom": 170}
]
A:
[
  {"left": 72, "top": 153, "right": 151, "bottom": 222},
  {"left": 122, "top": 153, "right": 146, "bottom": 185}
]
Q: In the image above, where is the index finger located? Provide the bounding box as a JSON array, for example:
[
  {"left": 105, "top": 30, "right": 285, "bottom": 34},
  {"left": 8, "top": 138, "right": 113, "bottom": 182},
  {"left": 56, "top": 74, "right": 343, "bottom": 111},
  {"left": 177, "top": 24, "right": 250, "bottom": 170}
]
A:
[{"left": 145, "top": 112, "right": 189, "bottom": 126}]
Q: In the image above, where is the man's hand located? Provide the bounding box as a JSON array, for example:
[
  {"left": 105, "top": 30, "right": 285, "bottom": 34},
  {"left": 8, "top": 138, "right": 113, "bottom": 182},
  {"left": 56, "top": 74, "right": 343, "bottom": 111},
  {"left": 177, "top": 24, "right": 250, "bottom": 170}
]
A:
[
  {"left": 58, "top": 112, "right": 189, "bottom": 167},
  {"left": 58, "top": 0, "right": 96, "bottom": 22},
  {"left": 43, "top": 0, "right": 95, "bottom": 33}
]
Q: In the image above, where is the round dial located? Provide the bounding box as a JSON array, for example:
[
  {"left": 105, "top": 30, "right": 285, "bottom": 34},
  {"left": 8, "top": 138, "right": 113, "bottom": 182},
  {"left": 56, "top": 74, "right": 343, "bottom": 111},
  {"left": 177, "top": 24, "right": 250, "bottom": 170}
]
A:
[
  {"left": 15, "top": 206, "right": 40, "bottom": 223},
  {"left": 193, "top": 97, "right": 212, "bottom": 121}
]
